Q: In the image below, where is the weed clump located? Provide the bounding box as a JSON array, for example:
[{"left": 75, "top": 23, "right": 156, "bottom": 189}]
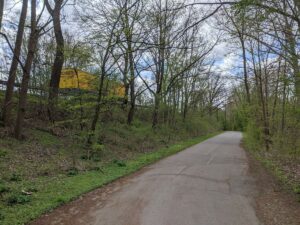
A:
[
  {"left": 67, "top": 167, "right": 79, "bottom": 176},
  {"left": 9, "top": 173, "right": 21, "bottom": 182},
  {"left": 6, "top": 193, "right": 31, "bottom": 205},
  {"left": 0, "top": 149, "right": 7, "bottom": 158},
  {"left": 0, "top": 185, "right": 10, "bottom": 194},
  {"left": 113, "top": 159, "right": 126, "bottom": 167}
]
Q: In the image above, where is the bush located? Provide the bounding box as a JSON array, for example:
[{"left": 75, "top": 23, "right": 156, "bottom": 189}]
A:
[
  {"left": 9, "top": 173, "right": 21, "bottom": 182},
  {"left": 0, "top": 213, "right": 4, "bottom": 221},
  {"left": 6, "top": 193, "right": 31, "bottom": 205},
  {"left": 56, "top": 197, "right": 67, "bottom": 205},
  {"left": 113, "top": 159, "right": 126, "bottom": 167},
  {"left": 92, "top": 143, "right": 105, "bottom": 152},
  {"left": 0, "top": 148, "right": 7, "bottom": 158},
  {"left": 244, "top": 121, "right": 263, "bottom": 151},
  {"left": 0, "top": 185, "right": 10, "bottom": 194},
  {"left": 67, "top": 167, "right": 79, "bottom": 176}
]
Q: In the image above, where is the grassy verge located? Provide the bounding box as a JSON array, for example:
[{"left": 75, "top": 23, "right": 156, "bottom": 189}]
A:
[
  {"left": 0, "top": 132, "right": 220, "bottom": 225},
  {"left": 242, "top": 133, "right": 300, "bottom": 201}
]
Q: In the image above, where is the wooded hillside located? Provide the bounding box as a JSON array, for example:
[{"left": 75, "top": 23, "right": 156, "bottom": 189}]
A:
[{"left": 0, "top": 0, "right": 299, "bottom": 224}]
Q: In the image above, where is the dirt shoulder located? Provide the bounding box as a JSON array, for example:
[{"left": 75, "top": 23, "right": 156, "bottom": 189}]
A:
[{"left": 247, "top": 152, "right": 300, "bottom": 225}]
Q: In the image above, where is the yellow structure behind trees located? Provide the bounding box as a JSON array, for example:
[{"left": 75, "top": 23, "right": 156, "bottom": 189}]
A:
[
  {"left": 59, "top": 68, "right": 125, "bottom": 98},
  {"left": 104, "top": 80, "right": 126, "bottom": 98},
  {"left": 59, "top": 68, "right": 97, "bottom": 90}
]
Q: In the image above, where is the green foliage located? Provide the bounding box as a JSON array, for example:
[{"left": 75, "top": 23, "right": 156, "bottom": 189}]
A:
[
  {"left": 293, "top": 185, "right": 300, "bottom": 195},
  {"left": 9, "top": 173, "right": 21, "bottom": 182},
  {"left": 92, "top": 143, "right": 105, "bottom": 152},
  {"left": 226, "top": 87, "right": 299, "bottom": 201},
  {"left": 6, "top": 193, "right": 31, "bottom": 205},
  {"left": 0, "top": 89, "right": 224, "bottom": 225},
  {"left": 0, "top": 185, "right": 10, "bottom": 194},
  {"left": 243, "top": 121, "right": 263, "bottom": 151},
  {"left": 55, "top": 197, "right": 67, "bottom": 205},
  {"left": 0, "top": 206, "right": 4, "bottom": 220},
  {"left": 0, "top": 133, "right": 220, "bottom": 225},
  {"left": 89, "top": 166, "right": 102, "bottom": 171},
  {"left": 0, "top": 148, "right": 7, "bottom": 158},
  {"left": 113, "top": 159, "right": 126, "bottom": 167},
  {"left": 67, "top": 167, "right": 79, "bottom": 176},
  {"left": 25, "top": 187, "right": 38, "bottom": 193}
]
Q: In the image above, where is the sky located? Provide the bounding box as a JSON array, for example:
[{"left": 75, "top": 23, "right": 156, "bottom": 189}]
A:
[{"left": 0, "top": 0, "right": 242, "bottom": 86}]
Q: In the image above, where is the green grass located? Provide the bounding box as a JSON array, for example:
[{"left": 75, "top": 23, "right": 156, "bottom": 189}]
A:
[{"left": 0, "top": 132, "right": 220, "bottom": 225}]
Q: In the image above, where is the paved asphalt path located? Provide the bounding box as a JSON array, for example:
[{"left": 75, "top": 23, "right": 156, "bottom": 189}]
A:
[{"left": 33, "top": 131, "right": 262, "bottom": 225}]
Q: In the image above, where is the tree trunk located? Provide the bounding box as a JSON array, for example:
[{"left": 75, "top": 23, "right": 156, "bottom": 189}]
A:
[
  {"left": 2, "top": 0, "right": 28, "bottom": 126},
  {"left": 14, "top": 0, "right": 38, "bottom": 139},
  {"left": 87, "top": 67, "right": 105, "bottom": 144},
  {"left": 240, "top": 38, "right": 251, "bottom": 103},
  {"left": 152, "top": 6, "right": 166, "bottom": 128},
  {"left": 127, "top": 43, "right": 135, "bottom": 125},
  {"left": 0, "top": 0, "right": 4, "bottom": 30},
  {"left": 127, "top": 100, "right": 135, "bottom": 125},
  {"left": 152, "top": 93, "right": 161, "bottom": 128},
  {"left": 122, "top": 52, "right": 129, "bottom": 108},
  {"left": 294, "top": 0, "right": 300, "bottom": 36},
  {"left": 283, "top": 2, "right": 300, "bottom": 105},
  {"left": 281, "top": 70, "right": 287, "bottom": 132},
  {"left": 271, "top": 61, "right": 281, "bottom": 131},
  {"left": 46, "top": 0, "right": 64, "bottom": 121}
]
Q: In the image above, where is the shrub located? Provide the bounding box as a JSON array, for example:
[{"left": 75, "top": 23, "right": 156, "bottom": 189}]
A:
[
  {"left": 0, "top": 148, "right": 7, "bottom": 158},
  {"left": 90, "top": 143, "right": 105, "bottom": 160},
  {"left": 67, "top": 167, "right": 79, "bottom": 176},
  {"left": 0, "top": 185, "right": 10, "bottom": 194},
  {"left": 6, "top": 193, "right": 31, "bottom": 205},
  {"left": 56, "top": 197, "right": 66, "bottom": 205},
  {"left": 0, "top": 210, "right": 4, "bottom": 220},
  {"left": 9, "top": 173, "right": 21, "bottom": 182},
  {"left": 92, "top": 143, "right": 105, "bottom": 152},
  {"left": 113, "top": 159, "right": 126, "bottom": 167},
  {"left": 244, "top": 121, "right": 263, "bottom": 151}
]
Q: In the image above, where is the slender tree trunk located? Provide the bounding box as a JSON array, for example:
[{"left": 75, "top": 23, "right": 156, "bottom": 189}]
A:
[
  {"left": 264, "top": 66, "right": 270, "bottom": 137},
  {"left": 2, "top": 0, "right": 28, "bottom": 126},
  {"left": 86, "top": 3, "right": 122, "bottom": 144},
  {"left": 127, "top": 98, "right": 135, "bottom": 125},
  {"left": 152, "top": 5, "right": 166, "bottom": 128},
  {"left": 122, "top": 52, "right": 129, "bottom": 108},
  {"left": 258, "top": 67, "right": 270, "bottom": 150},
  {"left": 127, "top": 48, "right": 135, "bottom": 124},
  {"left": 294, "top": 67, "right": 300, "bottom": 106},
  {"left": 126, "top": 38, "right": 135, "bottom": 124},
  {"left": 46, "top": 0, "right": 65, "bottom": 121},
  {"left": 281, "top": 70, "right": 287, "bottom": 133},
  {"left": 286, "top": 27, "right": 300, "bottom": 106},
  {"left": 294, "top": 0, "right": 300, "bottom": 37},
  {"left": 0, "top": 0, "right": 4, "bottom": 30},
  {"left": 271, "top": 61, "right": 281, "bottom": 131},
  {"left": 224, "top": 7, "right": 250, "bottom": 103},
  {"left": 88, "top": 67, "right": 106, "bottom": 144},
  {"left": 152, "top": 92, "right": 161, "bottom": 128},
  {"left": 250, "top": 41, "right": 270, "bottom": 150},
  {"left": 240, "top": 38, "right": 251, "bottom": 103},
  {"left": 183, "top": 80, "right": 189, "bottom": 121},
  {"left": 14, "top": 0, "right": 38, "bottom": 139},
  {"left": 74, "top": 68, "right": 84, "bottom": 130}
]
